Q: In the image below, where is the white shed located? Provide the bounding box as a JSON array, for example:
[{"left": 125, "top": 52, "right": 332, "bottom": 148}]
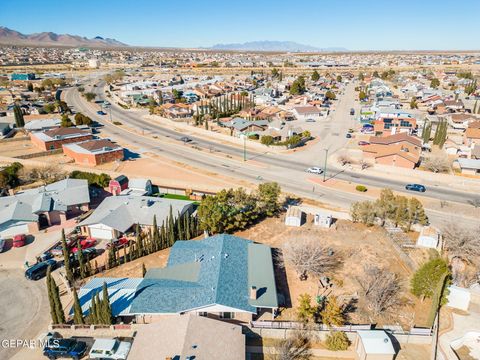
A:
[
  {"left": 354, "top": 330, "right": 396, "bottom": 360},
  {"left": 416, "top": 226, "right": 441, "bottom": 249},
  {"left": 285, "top": 206, "right": 303, "bottom": 227},
  {"left": 314, "top": 212, "right": 333, "bottom": 228},
  {"left": 447, "top": 285, "right": 471, "bottom": 311}
]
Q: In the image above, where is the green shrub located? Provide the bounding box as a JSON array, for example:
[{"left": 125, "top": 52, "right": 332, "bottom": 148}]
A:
[
  {"left": 325, "top": 331, "right": 350, "bottom": 351},
  {"left": 261, "top": 135, "right": 274, "bottom": 146},
  {"left": 411, "top": 257, "right": 449, "bottom": 299},
  {"left": 113, "top": 121, "right": 123, "bottom": 125},
  {"left": 355, "top": 185, "right": 367, "bottom": 192},
  {"left": 70, "top": 171, "right": 111, "bottom": 188}
]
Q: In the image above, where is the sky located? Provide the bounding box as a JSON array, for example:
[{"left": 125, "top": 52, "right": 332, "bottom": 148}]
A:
[{"left": 1, "top": 0, "right": 479, "bottom": 51}]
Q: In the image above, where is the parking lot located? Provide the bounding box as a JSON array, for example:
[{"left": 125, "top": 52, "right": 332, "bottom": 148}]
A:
[{"left": 0, "top": 269, "right": 50, "bottom": 360}]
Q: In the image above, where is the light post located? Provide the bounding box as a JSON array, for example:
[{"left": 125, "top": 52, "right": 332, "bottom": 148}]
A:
[
  {"left": 323, "top": 148, "right": 329, "bottom": 182},
  {"left": 242, "top": 133, "right": 247, "bottom": 161}
]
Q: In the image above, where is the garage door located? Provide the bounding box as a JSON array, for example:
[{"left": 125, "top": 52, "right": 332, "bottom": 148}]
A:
[
  {"left": 0, "top": 223, "right": 30, "bottom": 238},
  {"left": 89, "top": 226, "right": 114, "bottom": 240}
]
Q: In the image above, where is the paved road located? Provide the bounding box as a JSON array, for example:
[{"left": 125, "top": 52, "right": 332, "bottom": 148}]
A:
[
  {"left": 0, "top": 270, "right": 50, "bottom": 360},
  {"left": 64, "top": 85, "right": 479, "bottom": 227}
]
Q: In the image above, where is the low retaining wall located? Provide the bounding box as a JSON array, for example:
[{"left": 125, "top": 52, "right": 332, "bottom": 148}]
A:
[{"left": 15, "top": 148, "right": 63, "bottom": 159}]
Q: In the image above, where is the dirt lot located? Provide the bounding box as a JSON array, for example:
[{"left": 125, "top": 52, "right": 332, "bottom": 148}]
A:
[
  {"left": 0, "top": 139, "right": 39, "bottom": 157},
  {"left": 236, "top": 216, "right": 432, "bottom": 328}
]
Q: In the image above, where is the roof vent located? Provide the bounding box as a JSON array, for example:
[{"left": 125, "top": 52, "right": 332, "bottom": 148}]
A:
[{"left": 250, "top": 286, "right": 258, "bottom": 300}]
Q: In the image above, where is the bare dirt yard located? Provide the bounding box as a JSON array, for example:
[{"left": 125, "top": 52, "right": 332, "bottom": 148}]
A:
[
  {"left": 236, "top": 216, "right": 433, "bottom": 328},
  {"left": 0, "top": 139, "right": 39, "bottom": 157}
]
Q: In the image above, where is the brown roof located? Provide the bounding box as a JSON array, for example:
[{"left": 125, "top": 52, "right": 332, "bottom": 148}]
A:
[
  {"left": 450, "top": 113, "right": 476, "bottom": 123},
  {"left": 78, "top": 139, "right": 120, "bottom": 152},
  {"left": 363, "top": 144, "right": 420, "bottom": 163},
  {"left": 468, "top": 121, "right": 480, "bottom": 129},
  {"left": 293, "top": 106, "right": 321, "bottom": 115},
  {"left": 44, "top": 127, "right": 90, "bottom": 138},
  {"left": 465, "top": 127, "right": 480, "bottom": 139},
  {"left": 368, "top": 133, "right": 422, "bottom": 147}
]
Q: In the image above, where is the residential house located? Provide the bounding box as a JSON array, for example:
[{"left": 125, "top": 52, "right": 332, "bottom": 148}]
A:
[
  {"left": 455, "top": 158, "right": 480, "bottom": 175},
  {"left": 78, "top": 195, "right": 193, "bottom": 239},
  {"left": 128, "top": 315, "right": 245, "bottom": 360},
  {"left": 24, "top": 118, "right": 61, "bottom": 132},
  {"left": 62, "top": 139, "right": 124, "bottom": 166},
  {"left": 448, "top": 113, "right": 478, "bottom": 130},
  {"left": 30, "top": 127, "right": 92, "bottom": 151},
  {"left": 292, "top": 105, "right": 323, "bottom": 120},
  {"left": 0, "top": 179, "right": 90, "bottom": 236},
  {"left": 225, "top": 117, "right": 268, "bottom": 137},
  {"left": 76, "top": 234, "right": 278, "bottom": 322},
  {"left": 160, "top": 103, "right": 192, "bottom": 118},
  {"left": 374, "top": 114, "right": 417, "bottom": 136},
  {"left": 464, "top": 122, "right": 480, "bottom": 146}
]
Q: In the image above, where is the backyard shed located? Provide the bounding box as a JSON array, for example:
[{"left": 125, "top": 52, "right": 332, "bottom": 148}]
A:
[
  {"left": 447, "top": 285, "right": 471, "bottom": 311},
  {"left": 354, "top": 330, "right": 396, "bottom": 360},
  {"left": 416, "top": 226, "right": 441, "bottom": 249},
  {"left": 285, "top": 206, "right": 303, "bottom": 227},
  {"left": 314, "top": 212, "right": 333, "bottom": 228}
]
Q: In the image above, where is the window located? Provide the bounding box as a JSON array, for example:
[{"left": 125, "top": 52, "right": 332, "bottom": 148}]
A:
[
  {"left": 198, "top": 312, "right": 207, "bottom": 317},
  {"left": 49, "top": 145, "right": 55, "bottom": 150},
  {"left": 220, "top": 312, "right": 234, "bottom": 319}
]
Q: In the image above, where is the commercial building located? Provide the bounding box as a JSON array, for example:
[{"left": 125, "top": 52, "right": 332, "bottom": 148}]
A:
[{"left": 62, "top": 139, "right": 124, "bottom": 166}]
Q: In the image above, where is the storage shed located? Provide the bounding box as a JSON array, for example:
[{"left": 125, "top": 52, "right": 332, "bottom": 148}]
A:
[
  {"left": 416, "top": 226, "right": 441, "bottom": 249},
  {"left": 285, "top": 206, "right": 303, "bottom": 227},
  {"left": 314, "top": 212, "right": 333, "bottom": 228},
  {"left": 354, "top": 330, "right": 396, "bottom": 360}
]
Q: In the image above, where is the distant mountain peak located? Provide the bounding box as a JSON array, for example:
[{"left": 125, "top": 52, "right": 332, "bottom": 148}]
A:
[
  {"left": 0, "top": 26, "right": 128, "bottom": 48},
  {"left": 210, "top": 40, "right": 347, "bottom": 52}
]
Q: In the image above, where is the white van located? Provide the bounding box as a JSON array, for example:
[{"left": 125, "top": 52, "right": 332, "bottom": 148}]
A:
[{"left": 89, "top": 338, "right": 131, "bottom": 360}]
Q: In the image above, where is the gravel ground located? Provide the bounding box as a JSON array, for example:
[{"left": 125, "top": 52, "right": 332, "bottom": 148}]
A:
[{"left": 0, "top": 269, "right": 50, "bottom": 360}]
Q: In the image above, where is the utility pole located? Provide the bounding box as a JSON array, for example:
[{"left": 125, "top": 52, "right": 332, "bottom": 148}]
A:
[
  {"left": 323, "top": 148, "right": 328, "bottom": 182},
  {"left": 243, "top": 134, "right": 247, "bottom": 161}
]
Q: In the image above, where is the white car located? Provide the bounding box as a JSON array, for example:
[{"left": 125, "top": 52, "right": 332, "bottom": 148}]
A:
[
  {"left": 89, "top": 338, "right": 131, "bottom": 360},
  {"left": 306, "top": 167, "right": 323, "bottom": 174}
]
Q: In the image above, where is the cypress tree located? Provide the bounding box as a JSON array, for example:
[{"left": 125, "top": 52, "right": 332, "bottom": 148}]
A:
[
  {"left": 13, "top": 104, "right": 25, "bottom": 128},
  {"left": 474, "top": 100, "right": 478, "bottom": 114},
  {"left": 168, "top": 206, "right": 175, "bottom": 246},
  {"left": 61, "top": 230, "right": 73, "bottom": 285},
  {"left": 153, "top": 215, "right": 160, "bottom": 250},
  {"left": 46, "top": 266, "right": 58, "bottom": 324},
  {"left": 94, "top": 292, "right": 101, "bottom": 324},
  {"left": 77, "top": 239, "right": 86, "bottom": 279},
  {"left": 135, "top": 223, "right": 143, "bottom": 258},
  {"left": 184, "top": 213, "right": 190, "bottom": 240},
  {"left": 50, "top": 275, "right": 65, "bottom": 324},
  {"left": 85, "top": 256, "right": 92, "bottom": 277},
  {"left": 177, "top": 212, "right": 183, "bottom": 240},
  {"left": 89, "top": 293, "right": 97, "bottom": 324},
  {"left": 142, "top": 263, "right": 147, "bottom": 278},
  {"left": 101, "top": 282, "right": 112, "bottom": 325},
  {"left": 160, "top": 223, "right": 166, "bottom": 250},
  {"left": 72, "top": 287, "right": 85, "bottom": 325}
]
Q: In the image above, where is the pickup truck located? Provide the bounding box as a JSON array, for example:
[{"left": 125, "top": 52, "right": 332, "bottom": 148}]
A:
[{"left": 89, "top": 338, "right": 131, "bottom": 360}]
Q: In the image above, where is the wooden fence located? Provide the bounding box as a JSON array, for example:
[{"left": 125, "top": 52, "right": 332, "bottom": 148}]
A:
[{"left": 15, "top": 148, "right": 63, "bottom": 159}]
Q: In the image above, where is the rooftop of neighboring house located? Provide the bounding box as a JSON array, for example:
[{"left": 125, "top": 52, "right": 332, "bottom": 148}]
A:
[
  {"left": 24, "top": 118, "right": 61, "bottom": 131},
  {"left": 457, "top": 158, "right": 480, "bottom": 170},
  {"left": 78, "top": 195, "right": 193, "bottom": 233},
  {"left": 292, "top": 105, "right": 322, "bottom": 114},
  {"left": 63, "top": 138, "right": 122, "bottom": 154},
  {"left": 362, "top": 144, "right": 421, "bottom": 163},
  {"left": 465, "top": 127, "right": 480, "bottom": 139},
  {"left": 369, "top": 133, "right": 422, "bottom": 147},
  {"left": 450, "top": 113, "right": 477, "bottom": 123},
  {"left": 77, "top": 234, "right": 278, "bottom": 316},
  {"left": 0, "top": 178, "right": 90, "bottom": 225},
  {"left": 32, "top": 127, "right": 91, "bottom": 142}
]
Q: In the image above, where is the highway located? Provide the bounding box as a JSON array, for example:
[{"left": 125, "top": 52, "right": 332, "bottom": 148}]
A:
[{"left": 64, "top": 84, "right": 479, "bottom": 227}]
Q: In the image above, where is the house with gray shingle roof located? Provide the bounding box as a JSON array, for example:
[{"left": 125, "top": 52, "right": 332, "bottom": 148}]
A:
[
  {"left": 0, "top": 178, "right": 90, "bottom": 237},
  {"left": 76, "top": 234, "right": 278, "bottom": 323},
  {"left": 78, "top": 195, "right": 194, "bottom": 240}
]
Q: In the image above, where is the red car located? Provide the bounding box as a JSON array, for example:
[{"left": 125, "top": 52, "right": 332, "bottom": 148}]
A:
[
  {"left": 72, "top": 238, "right": 96, "bottom": 253},
  {"left": 106, "top": 237, "right": 130, "bottom": 249},
  {"left": 12, "top": 234, "right": 26, "bottom": 248},
  {"left": 358, "top": 141, "right": 370, "bottom": 146}
]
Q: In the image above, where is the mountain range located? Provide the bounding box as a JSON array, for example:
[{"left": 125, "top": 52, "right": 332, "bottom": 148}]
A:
[
  {"left": 0, "top": 26, "right": 128, "bottom": 48},
  {"left": 210, "top": 40, "right": 347, "bottom": 52}
]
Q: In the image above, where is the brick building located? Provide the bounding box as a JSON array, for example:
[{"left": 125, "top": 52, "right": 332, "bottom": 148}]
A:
[
  {"left": 62, "top": 138, "right": 124, "bottom": 166},
  {"left": 30, "top": 127, "right": 92, "bottom": 151}
]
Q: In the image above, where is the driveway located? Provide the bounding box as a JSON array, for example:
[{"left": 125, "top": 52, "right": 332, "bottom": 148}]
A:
[{"left": 0, "top": 269, "right": 50, "bottom": 360}]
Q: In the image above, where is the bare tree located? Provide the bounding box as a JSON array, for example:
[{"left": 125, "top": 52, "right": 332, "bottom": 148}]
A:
[
  {"left": 279, "top": 238, "right": 340, "bottom": 280},
  {"left": 268, "top": 331, "right": 311, "bottom": 360},
  {"left": 20, "top": 165, "right": 67, "bottom": 185},
  {"left": 338, "top": 153, "right": 354, "bottom": 166},
  {"left": 360, "top": 265, "right": 400, "bottom": 317},
  {"left": 359, "top": 158, "right": 373, "bottom": 170},
  {"left": 442, "top": 223, "right": 480, "bottom": 264},
  {"left": 423, "top": 153, "right": 452, "bottom": 173}
]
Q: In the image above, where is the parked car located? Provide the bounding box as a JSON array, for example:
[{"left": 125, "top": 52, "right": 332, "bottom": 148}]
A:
[
  {"left": 72, "top": 238, "right": 96, "bottom": 253},
  {"left": 348, "top": 128, "right": 355, "bottom": 133},
  {"left": 96, "top": 110, "right": 106, "bottom": 115},
  {"left": 43, "top": 338, "right": 87, "bottom": 360},
  {"left": 306, "top": 167, "right": 323, "bottom": 174},
  {"left": 346, "top": 133, "right": 352, "bottom": 138},
  {"left": 405, "top": 184, "right": 426, "bottom": 192},
  {"left": 89, "top": 338, "right": 131, "bottom": 360},
  {"left": 358, "top": 141, "right": 370, "bottom": 146},
  {"left": 25, "top": 259, "right": 57, "bottom": 280},
  {"left": 106, "top": 237, "right": 130, "bottom": 249},
  {"left": 12, "top": 234, "right": 27, "bottom": 248},
  {"left": 305, "top": 118, "right": 316, "bottom": 122},
  {"left": 350, "top": 108, "right": 355, "bottom": 115},
  {"left": 0, "top": 238, "right": 5, "bottom": 253},
  {"left": 179, "top": 136, "right": 192, "bottom": 143}
]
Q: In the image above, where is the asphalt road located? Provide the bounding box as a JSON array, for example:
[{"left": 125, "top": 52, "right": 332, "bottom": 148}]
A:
[{"left": 64, "top": 84, "right": 479, "bottom": 227}]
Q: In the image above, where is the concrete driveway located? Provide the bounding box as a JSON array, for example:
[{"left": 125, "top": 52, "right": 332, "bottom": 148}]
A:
[{"left": 0, "top": 269, "right": 50, "bottom": 360}]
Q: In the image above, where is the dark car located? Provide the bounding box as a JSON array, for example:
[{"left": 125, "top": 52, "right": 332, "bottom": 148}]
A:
[
  {"left": 346, "top": 133, "right": 352, "bottom": 138},
  {"left": 405, "top": 184, "right": 426, "bottom": 192},
  {"left": 25, "top": 259, "right": 57, "bottom": 280},
  {"left": 350, "top": 108, "right": 355, "bottom": 115},
  {"left": 43, "top": 338, "right": 87, "bottom": 360},
  {"left": 96, "top": 110, "right": 106, "bottom": 115},
  {"left": 179, "top": 136, "right": 192, "bottom": 143}
]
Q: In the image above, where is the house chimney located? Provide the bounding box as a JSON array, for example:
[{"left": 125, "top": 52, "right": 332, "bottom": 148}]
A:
[{"left": 250, "top": 286, "right": 257, "bottom": 300}]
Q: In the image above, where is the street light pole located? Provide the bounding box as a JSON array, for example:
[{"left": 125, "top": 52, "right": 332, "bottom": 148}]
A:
[
  {"left": 323, "top": 148, "right": 328, "bottom": 182},
  {"left": 243, "top": 134, "right": 247, "bottom": 161}
]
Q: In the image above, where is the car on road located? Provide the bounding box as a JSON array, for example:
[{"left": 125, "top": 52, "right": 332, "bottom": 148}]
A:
[
  {"left": 348, "top": 128, "right": 355, "bottom": 133},
  {"left": 179, "top": 136, "right": 192, "bottom": 143},
  {"left": 405, "top": 184, "right": 426, "bottom": 192},
  {"left": 96, "top": 110, "right": 106, "bottom": 115},
  {"left": 0, "top": 237, "right": 5, "bottom": 252},
  {"left": 346, "top": 133, "right": 352, "bottom": 138},
  {"left": 306, "top": 167, "right": 324, "bottom": 174},
  {"left": 106, "top": 237, "right": 130, "bottom": 250},
  {"left": 72, "top": 238, "right": 97, "bottom": 253},
  {"left": 12, "top": 234, "right": 27, "bottom": 248},
  {"left": 350, "top": 108, "right": 355, "bottom": 115},
  {"left": 43, "top": 338, "right": 87, "bottom": 360},
  {"left": 25, "top": 259, "right": 57, "bottom": 280},
  {"left": 89, "top": 338, "right": 131, "bottom": 360},
  {"left": 305, "top": 118, "right": 316, "bottom": 122},
  {"left": 103, "top": 101, "right": 111, "bottom": 106},
  {"left": 358, "top": 141, "right": 370, "bottom": 146}
]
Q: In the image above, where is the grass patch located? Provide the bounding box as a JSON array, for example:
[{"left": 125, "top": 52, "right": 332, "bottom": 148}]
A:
[
  {"left": 113, "top": 121, "right": 123, "bottom": 125},
  {"left": 162, "top": 194, "right": 192, "bottom": 201}
]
